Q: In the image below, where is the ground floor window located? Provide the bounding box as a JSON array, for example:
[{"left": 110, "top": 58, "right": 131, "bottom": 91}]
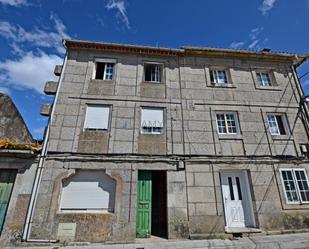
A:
[
  {"left": 60, "top": 170, "right": 116, "bottom": 212},
  {"left": 280, "top": 168, "right": 309, "bottom": 204}
]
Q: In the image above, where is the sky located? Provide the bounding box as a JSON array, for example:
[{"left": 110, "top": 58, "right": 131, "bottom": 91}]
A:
[{"left": 0, "top": 0, "right": 309, "bottom": 140}]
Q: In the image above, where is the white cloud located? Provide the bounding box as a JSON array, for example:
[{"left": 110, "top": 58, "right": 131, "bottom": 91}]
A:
[
  {"left": 0, "top": 14, "right": 70, "bottom": 53},
  {"left": 230, "top": 27, "right": 264, "bottom": 50},
  {"left": 260, "top": 0, "right": 277, "bottom": 15},
  {"left": 105, "top": 0, "right": 130, "bottom": 29},
  {"left": 0, "top": 86, "right": 11, "bottom": 95},
  {"left": 249, "top": 27, "right": 263, "bottom": 40},
  {"left": 0, "top": 0, "right": 27, "bottom": 6},
  {"left": 230, "top": 41, "right": 245, "bottom": 49},
  {"left": 0, "top": 52, "right": 62, "bottom": 94},
  {"left": 248, "top": 39, "right": 260, "bottom": 49}
]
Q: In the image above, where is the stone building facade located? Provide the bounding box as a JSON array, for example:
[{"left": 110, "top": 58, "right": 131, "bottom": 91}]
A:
[
  {"left": 25, "top": 40, "right": 309, "bottom": 243},
  {"left": 0, "top": 93, "right": 38, "bottom": 246}
]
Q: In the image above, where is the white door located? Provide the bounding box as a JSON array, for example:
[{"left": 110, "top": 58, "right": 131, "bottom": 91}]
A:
[{"left": 221, "top": 171, "right": 255, "bottom": 228}]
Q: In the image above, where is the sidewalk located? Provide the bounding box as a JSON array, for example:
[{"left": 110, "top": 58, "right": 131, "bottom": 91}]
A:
[{"left": 4, "top": 232, "right": 309, "bottom": 249}]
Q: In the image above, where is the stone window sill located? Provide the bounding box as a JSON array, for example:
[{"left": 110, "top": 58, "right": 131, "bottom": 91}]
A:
[
  {"left": 83, "top": 129, "right": 110, "bottom": 133},
  {"left": 255, "top": 85, "right": 281, "bottom": 91},
  {"left": 57, "top": 210, "right": 114, "bottom": 214},
  {"left": 271, "top": 134, "right": 292, "bottom": 141},
  {"left": 90, "top": 79, "right": 115, "bottom": 84},
  {"left": 209, "top": 83, "right": 236, "bottom": 88},
  {"left": 142, "top": 81, "right": 164, "bottom": 85},
  {"left": 218, "top": 134, "right": 243, "bottom": 140},
  {"left": 225, "top": 227, "right": 261, "bottom": 234}
]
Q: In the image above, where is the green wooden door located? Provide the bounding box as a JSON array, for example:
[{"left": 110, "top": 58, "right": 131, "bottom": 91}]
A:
[
  {"left": 0, "top": 170, "right": 16, "bottom": 233},
  {"left": 136, "top": 171, "right": 152, "bottom": 238}
]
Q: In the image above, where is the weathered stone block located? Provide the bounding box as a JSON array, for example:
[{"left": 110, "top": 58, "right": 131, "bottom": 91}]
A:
[
  {"left": 40, "top": 103, "right": 52, "bottom": 116},
  {"left": 44, "top": 81, "right": 58, "bottom": 95}
]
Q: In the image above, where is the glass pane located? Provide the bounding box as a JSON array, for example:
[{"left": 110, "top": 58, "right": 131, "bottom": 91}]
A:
[
  {"left": 267, "top": 114, "right": 280, "bottom": 135},
  {"left": 104, "top": 63, "right": 114, "bottom": 80},
  {"left": 295, "top": 170, "right": 309, "bottom": 202},
  {"left": 236, "top": 177, "right": 242, "bottom": 200},
  {"left": 216, "top": 70, "right": 227, "bottom": 84},
  {"left": 281, "top": 170, "right": 299, "bottom": 203},
  {"left": 226, "top": 114, "right": 237, "bottom": 134},
  {"left": 228, "top": 177, "right": 234, "bottom": 200},
  {"left": 256, "top": 73, "right": 263, "bottom": 85},
  {"left": 216, "top": 114, "right": 227, "bottom": 134}
]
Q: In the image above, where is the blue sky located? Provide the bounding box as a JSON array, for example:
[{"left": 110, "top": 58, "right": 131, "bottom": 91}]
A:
[{"left": 0, "top": 0, "right": 309, "bottom": 140}]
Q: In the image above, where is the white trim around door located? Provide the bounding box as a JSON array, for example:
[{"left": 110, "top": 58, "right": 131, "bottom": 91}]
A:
[{"left": 220, "top": 171, "right": 256, "bottom": 229}]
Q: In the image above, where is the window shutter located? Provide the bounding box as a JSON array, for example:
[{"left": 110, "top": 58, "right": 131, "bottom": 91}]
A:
[
  {"left": 84, "top": 106, "right": 110, "bottom": 130},
  {"left": 141, "top": 108, "right": 164, "bottom": 128},
  {"left": 60, "top": 171, "right": 116, "bottom": 211}
]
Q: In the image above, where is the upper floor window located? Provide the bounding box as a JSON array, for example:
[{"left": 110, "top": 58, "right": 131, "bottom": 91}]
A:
[
  {"left": 216, "top": 112, "right": 239, "bottom": 134},
  {"left": 94, "top": 59, "right": 116, "bottom": 80},
  {"left": 267, "top": 114, "right": 287, "bottom": 135},
  {"left": 210, "top": 70, "right": 228, "bottom": 84},
  {"left": 141, "top": 108, "right": 164, "bottom": 134},
  {"left": 84, "top": 105, "right": 110, "bottom": 131},
  {"left": 256, "top": 72, "right": 272, "bottom": 86},
  {"left": 280, "top": 169, "right": 309, "bottom": 204},
  {"left": 144, "top": 63, "right": 162, "bottom": 83}
]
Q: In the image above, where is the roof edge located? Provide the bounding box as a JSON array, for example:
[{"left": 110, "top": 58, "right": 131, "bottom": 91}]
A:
[
  {"left": 63, "top": 39, "right": 308, "bottom": 65},
  {"left": 63, "top": 39, "right": 183, "bottom": 57}
]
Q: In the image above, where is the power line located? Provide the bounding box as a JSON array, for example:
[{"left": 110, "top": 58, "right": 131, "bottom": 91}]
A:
[{"left": 300, "top": 70, "right": 309, "bottom": 79}]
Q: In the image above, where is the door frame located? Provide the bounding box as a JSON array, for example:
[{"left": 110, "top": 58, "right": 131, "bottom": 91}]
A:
[{"left": 220, "top": 170, "right": 256, "bottom": 229}]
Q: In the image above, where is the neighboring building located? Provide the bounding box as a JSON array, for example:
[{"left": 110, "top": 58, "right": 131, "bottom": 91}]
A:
[
  {"left": 0, "top": 93, "right": 39, "bottom": 246},
  {"left": 24, "top": 40, "right": 309, "bottom": 243}
]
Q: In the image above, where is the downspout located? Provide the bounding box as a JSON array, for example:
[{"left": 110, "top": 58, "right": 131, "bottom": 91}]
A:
[{"left": 22, "top": 49, "right": 68, "bottom": 243}]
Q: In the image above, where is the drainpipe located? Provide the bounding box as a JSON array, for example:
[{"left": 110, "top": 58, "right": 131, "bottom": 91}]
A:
[{"left": 22, "top": 50, "right": 68, "bottom": 242}]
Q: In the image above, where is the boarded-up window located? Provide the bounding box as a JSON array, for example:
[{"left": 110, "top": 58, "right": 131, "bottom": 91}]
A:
[
  {"left": 141, "top": 108, "right": 164, "bottom": 134},
  {"left": 84, "top": 105, "right": 110, "bottom": 131},
  {"left": 60, "top": 170, "right": 116, "bottom": 212}
]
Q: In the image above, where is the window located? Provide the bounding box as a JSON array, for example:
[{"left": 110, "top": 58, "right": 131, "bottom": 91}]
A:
[
  {"left": 216, "top": 113, "right": 239, "bottom": 134},
  {"left": 144, "top": 64, "right": 162, "bottom": 83},
  {"left": 280, "top": 169, "right": 309, "bottom": 204},
  {"left": 256, "top": 72, "right": 272, "bottom": 86},
  {"left": 267, "top": 114, "right": 287, "bottom": 135},
  {"left": 84, "top": 105, "right": 110, "bottom": 131},
  {"left": 210, "top": 70, "right": 228, "bottom": 84},
  {"left": 60, "top": 170, "right": 116, "bottom": 212},
  {"left": 141, "top": 108, "right": 164, "bottom": 134},
  {"left": 94, "top": 61, "right": 115, "bottom": 80}
]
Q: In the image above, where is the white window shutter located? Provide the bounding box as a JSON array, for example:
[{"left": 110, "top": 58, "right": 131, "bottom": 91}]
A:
[
  {"left": 60, "top": 171, "right": 116, "bottom": 211},
  {"left": 141, "top": 108, "right": 164, "bottom": 128},
  {"left": 84, "top": 106, "right": 110, "bottom": 130}
]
